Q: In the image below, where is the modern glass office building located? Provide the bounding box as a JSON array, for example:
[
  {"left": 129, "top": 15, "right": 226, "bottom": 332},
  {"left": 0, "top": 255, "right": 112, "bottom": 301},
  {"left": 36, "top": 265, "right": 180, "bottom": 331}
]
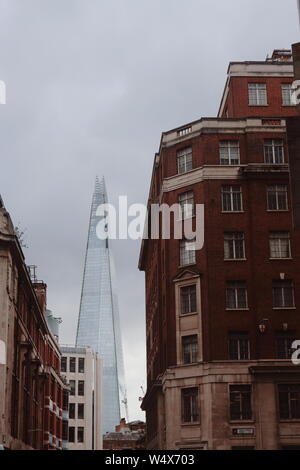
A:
[{"left": 76, "top": 177, "right": 126, "bottom": 434}]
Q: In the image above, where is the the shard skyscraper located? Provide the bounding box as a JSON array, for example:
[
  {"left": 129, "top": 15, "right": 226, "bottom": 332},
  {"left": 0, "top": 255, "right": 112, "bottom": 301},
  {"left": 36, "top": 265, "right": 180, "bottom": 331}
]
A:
[{"left": 76, "top": 177, "right": 127, "bottom": 434}]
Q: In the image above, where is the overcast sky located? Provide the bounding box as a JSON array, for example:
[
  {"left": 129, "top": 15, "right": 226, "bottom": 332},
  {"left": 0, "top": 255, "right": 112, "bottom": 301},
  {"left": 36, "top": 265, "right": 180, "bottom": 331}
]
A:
[{"left": 0, "top": 0, "right": 299, "bottom": 421}]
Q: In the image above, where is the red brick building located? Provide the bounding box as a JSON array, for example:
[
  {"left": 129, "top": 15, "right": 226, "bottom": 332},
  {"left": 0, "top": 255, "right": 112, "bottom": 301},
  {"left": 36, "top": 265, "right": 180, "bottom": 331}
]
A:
[
  {"left": 0, "top": 204, "right": 68, "bottom": 450},
  {"left": 103, "top": 419, "right": 146, "bottom": 450},
  {"left": 287, "top": 42, "right": 300, "bottom": 229},
  {"left": 140, "top": 50, "right": 300, "bottom": 450}
]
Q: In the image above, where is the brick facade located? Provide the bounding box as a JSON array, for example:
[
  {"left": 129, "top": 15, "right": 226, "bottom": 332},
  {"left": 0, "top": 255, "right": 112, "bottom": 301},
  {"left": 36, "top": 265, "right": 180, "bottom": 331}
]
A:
[
  {"left": 140, "top": 50, "right": 300, "bottom": 450},
  {"left": 0, "top": 207, "right": 68, "bottom": 450}
]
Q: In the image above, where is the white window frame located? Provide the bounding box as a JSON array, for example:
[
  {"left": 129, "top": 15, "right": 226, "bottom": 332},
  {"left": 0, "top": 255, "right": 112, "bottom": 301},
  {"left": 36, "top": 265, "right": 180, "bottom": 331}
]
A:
[
  {"left": 220, "top": 141, "right": 240, "bottom": 165},
  {"left": 269, "top": 232, "right": 291, "bottom": 259},
  {"left": 264, "top": 139, "right": 285, "bottom": 164},
  {"left": 179, "top": 191, "right": 194, "bottom": 220},
  {"left": 177, "top": 147, "right": 193, "bottom": 174},
  {"left": 180, "top": 239, "right": 196, "bottom": 266},
  {"left": 222, "top": 185, "right": 243, "bottom": 212},
  {"left": 267, "top": 185, "right": 289, "bottom": 211},
  {"left": 226, "top": 281, "right": 248, "bottom": 310},
  {"left": 224, "top": 232, "right": 246, "bottom": 260},
  {"left": 248, "top": 83, "right": 268, "bottom": 106},
  {"left": 282, "top": 84, "right": 293, "bottom": 106}
]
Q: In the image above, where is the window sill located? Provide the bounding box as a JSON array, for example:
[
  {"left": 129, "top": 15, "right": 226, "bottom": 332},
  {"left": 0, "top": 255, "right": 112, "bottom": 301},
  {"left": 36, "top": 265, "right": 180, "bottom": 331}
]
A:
[
  {"left": 224, "top": 259, "right": 247, "bottom": 262},
  {"left": 279, "top": 419, "right": 300, "bottom": 424},
  {"left": 180, "top": 312, "right": 198, "bottom": 318},
  {"left": 248, "top": 104, "right": 269, "bottom": 107},
  {"left": 181, "top": 422, "right": 201, "bottom": 427},
  {"left": 273, "top": 307, "right": 296, "bottom": 311},
  {"left": 267, "top": 210, "right": 289, "bottom": 213},
  {"left": 269, "top": 258, "right": 293, "bottom": 261},
  {"left": 230, "top": 420, "right": 255, "bottom": 425},
  {"left": 222, "top": 211, "right": 245, "bottom": 214},
  {"left": 226, "top": 308, "right": 250, "bottom": 312}
]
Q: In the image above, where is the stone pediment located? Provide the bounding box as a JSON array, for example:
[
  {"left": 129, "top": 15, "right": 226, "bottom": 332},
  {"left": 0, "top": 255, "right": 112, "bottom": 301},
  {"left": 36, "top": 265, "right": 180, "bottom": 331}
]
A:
[{"left": 173, "top": 268, "right": 201, "bottom": 282}]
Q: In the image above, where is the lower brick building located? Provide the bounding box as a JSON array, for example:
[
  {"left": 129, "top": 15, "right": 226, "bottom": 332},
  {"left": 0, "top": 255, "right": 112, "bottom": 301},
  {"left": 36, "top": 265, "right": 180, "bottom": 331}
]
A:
[
  {"left": 0, "top": 202, "right": 68, "bottom": 450},
  {"left": 103, "top": 419, "right": 146, "bottom": 450},
  {"left": 140, "top": 49, "right": 300, "bottom": 450}
]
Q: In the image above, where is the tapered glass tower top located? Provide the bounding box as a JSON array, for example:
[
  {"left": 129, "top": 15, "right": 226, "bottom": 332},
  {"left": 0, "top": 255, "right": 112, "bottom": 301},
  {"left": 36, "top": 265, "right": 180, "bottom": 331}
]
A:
[{"left": 76, "top": 177, "right": 126, "bottom": 433}]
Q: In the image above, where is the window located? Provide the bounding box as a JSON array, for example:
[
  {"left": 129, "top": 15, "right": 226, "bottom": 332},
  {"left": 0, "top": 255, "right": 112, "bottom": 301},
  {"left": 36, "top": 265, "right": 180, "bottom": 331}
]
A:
[
  {"left": 181, "top": 388, "right": 199, "bottom": 423},
  {"left": 220, "top": 141, "right": 240, "bottom": 165},
  {"left": 78, "top": 358, "right": 85, "bottom": 373},
  {"left": 78, "top": 381, "right": 85, "bottom": 396},
  {"left": 78, "top": 404, "right": 84, "bottom": 420},
  {"left": 181, "top": 285, "right": 197, "bottom": 314},
  {"left": 264, "top": 139, "right": 284, "bottom": 164},
  {"left": 180, "top": 239, "right": 196, "bottom": 266},
  {"left": 226, "top": 281, "right": 248, "bottom": 309},
  {"left": 69, "top": 427, "right": 75, "bottom": 443},
  {"left": 69, "top": 357, "right": 76, "bottom": 373},
  {"left": 276, "top": 334, "right": 296, "bottom": 360},
  {"left": 177, "top": 148, "right": 193, "bottom": 174},
  {"left": 278, "top": 384, "right": 300, "bottom": 420},
  {"left": 267, "top": 185, "right": 288, "bottom": 211},
  {"left": 182, "top": 336, "right": 198, "bottom": 364},
  {"left": 62, "top": 420, "right": 68, "bottom": 442},
  {"left": 61, "top": 357, "right": 67, "bottom": 373},
  {"left": 272, "top": 280, "right": 295, "bottom": 308},
  {"left": 229, "top": 333, "right": 250, "bottom": 360},
  {"left": 224, "top": 232, "right": 245, "bottom": 260},
  {"left": 222, "top": 185, "right": 243, "bottom": 212},
  {"left": 282, "top": 84, "right": 293, "bottom": 106},
  {"left": 270, "top": 232, "right": 291, "bottom": 259},
  {"left": 230, "top": 385, "right": 252, "bottom": 421},
  {"left": 179, "top": 191, "right": 194, "bottom": 220},
  {"left": 248, "top": 83, "right": 267, "bottom": 106},
  {"left": 69, "top": 403, "right": 75, "bottom": 419},
  {"left": 77, "top": 427, "right": 84, "bottom": 443},
  {"left": 69, "top": 380, "right": 76, "bottom": 396}
]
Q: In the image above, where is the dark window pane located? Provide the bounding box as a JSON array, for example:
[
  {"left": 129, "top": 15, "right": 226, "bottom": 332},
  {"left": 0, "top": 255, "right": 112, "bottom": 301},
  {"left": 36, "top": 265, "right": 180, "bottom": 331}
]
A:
[
  {"left": 226, "top": 282, "right": 248, "bottom": 309},
  {"left": 61, "top": 357, "right": 67, "bottom": 373},
  {"left": 272, "top": 281, "right": 295, "bottom": 308},
  {"left": 69, "top": 403, "right": 75, "bottom": 419},
  {"left": 77, "top": 427, "right": 84, "bottom": 443},
  {"left": 78, "top": 358, "right": 85, "bottom": 373},
  {"left": 69, "top": 380, "right": 76, "bottom": 396},
  {"left": 279, "top": 385, "right": 300, "bottom": 420},
  {"left": 69, "top": 357, "right": 76, "bottom": 373},
  {"left": 229, "top": 333, "right": 250, "bottom": 360},
  {"left": 181, "top": 388, "right": 199, "bottom": 423},
  {"left": 276, "top": 335, "right": 296, "bottom": 359},
  {"left": 78, "top": 381, "right": 85, "bottom": 396},
  {"left": 78, "top": 404, "right": 84, "bottom": 420},
  {"left": 181, "top": 285, "right": 197, "bottom": 314},
  {"left": 230, "top": 385, "right": 252, "bottom": 421},
  {"left": 182, "top": 336, "right": 198, "bottom": 364},
  {"left": 69, "top": 427, "right": 75, "bottom": 443}
]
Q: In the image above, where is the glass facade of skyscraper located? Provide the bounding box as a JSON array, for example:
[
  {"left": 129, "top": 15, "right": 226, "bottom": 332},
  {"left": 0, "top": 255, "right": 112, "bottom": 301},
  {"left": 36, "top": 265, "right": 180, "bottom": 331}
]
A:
[{"left": 76, "top": 177, "right": 126, "bottom": 434}]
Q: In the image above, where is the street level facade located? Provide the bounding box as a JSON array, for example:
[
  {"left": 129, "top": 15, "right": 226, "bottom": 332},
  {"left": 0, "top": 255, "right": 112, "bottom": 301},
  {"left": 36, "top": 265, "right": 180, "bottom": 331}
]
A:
[{"left": 140, "top": 49, "right": 300, "bottom": 450}]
